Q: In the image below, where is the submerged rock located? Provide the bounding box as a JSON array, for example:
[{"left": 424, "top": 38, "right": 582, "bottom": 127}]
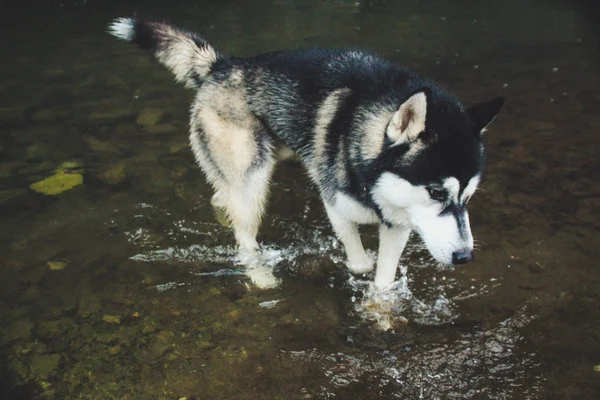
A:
[
  {"left": 0, "top": 105, "right": 26, "bottom": 125},
  {"left": 98, "top": 160, "right": 128, "bottom": 185},
  {"left": 1, "top": 319, "right": 33, "bottom": 345},
  {"left": 47, "top": 260, "right": 67, "bottom": 270},
  {"left": 0, "top": 161, "right": 26, "bottom": 179},
  {"left": 85, "top": 136, "right": 119, "bottom": 154},
  {"left": 26, "top": 143, "right": 51, "bottom": 160},
  {"left": 136, "top": 107, "right": 164, "bottom": 127},
  {"left": 29, "top": 160, "right": 83, "bottom": 196},
  {"left": 168, "top": 141, "right": 188, "bottom": 154},
  {"left": 29, "top": 353, "right": 61, "bottom": 378},
  {"left": 89, "top": 107, "right": 132, "bottom": 121},
  {"left": 0, "top": 188, "right": 27, "bottom": 205},
  {"left": 102, "top": 315, "right": 122, "bottom": 325},
  {"left": 30, "top": 171, "right": 83, "bottom": 195},
  {"left": 142, "top": 317, "right": 161, "bottom": 334},
  {"left": 77, "top": 294, "right": 101, "bottom": 319},
  {"left": 32, "top": 106, "right": 72, "bottom": 123},
  {"left": 145, "top": 123, "right": 178, "bottom": 134},
  {"left": 37, "top": 319, "right": 70, "bottom": 340}
]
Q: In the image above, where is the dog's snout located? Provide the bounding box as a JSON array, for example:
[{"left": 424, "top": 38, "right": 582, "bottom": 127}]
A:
[{"left": 452, "top": 250, "right": 473, "bottom": 265}]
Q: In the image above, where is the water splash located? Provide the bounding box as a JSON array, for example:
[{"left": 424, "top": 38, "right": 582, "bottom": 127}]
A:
[{"left": 120, "top": 204, "right": 467, "bottom": 327}]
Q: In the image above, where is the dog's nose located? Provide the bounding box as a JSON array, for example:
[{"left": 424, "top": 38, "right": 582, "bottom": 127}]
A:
[{"left": 452, "top": 250, "right": 473, "bottom": 265}]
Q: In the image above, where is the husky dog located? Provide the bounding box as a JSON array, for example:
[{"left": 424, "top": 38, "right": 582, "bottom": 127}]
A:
[{"left": 108, "top": 17, "right": 504, "bottom": 290}]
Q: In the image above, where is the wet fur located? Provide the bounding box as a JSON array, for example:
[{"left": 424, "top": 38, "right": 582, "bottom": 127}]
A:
[{"left": 108, "top": 17, "right": 504, "bottom": 290}]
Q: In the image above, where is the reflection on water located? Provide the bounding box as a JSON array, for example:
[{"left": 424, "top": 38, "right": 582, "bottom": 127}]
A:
[{"left": 0, "top": 0, "right": 599, "bottom": 399}]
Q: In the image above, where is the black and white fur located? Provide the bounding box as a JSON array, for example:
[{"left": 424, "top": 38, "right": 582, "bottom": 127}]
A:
[{"left": 108, "top": 17, "right": 504, "bottom": 290}]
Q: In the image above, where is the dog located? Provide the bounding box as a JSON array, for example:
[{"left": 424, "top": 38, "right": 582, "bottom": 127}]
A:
[{"left": 108, "top": 17, "right": 504, "bottom": 291}]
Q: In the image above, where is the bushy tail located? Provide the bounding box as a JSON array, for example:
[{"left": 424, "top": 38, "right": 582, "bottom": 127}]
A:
[{"left": 107, "top": 17, "right": 222, "bottom": 89}]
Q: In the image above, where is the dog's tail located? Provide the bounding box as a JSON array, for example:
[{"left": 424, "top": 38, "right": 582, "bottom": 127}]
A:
[{"left": 107, "top": 17, "right": 223, "bottom": 89}]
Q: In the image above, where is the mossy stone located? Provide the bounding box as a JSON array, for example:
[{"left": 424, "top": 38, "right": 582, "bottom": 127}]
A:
[
  {"left": 29, "top": 161, "right": 84, "bottom": 196},
  {"left": 29, "top": 353, "right": 61, "bottom": 378},
  {"left": 1, "top": 319, "right": 32, "bottom": 345}
]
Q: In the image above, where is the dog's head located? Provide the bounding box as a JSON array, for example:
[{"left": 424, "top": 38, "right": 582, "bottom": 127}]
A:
[{"left": 372, "top": 89, "right": 504, "bottom": 265}]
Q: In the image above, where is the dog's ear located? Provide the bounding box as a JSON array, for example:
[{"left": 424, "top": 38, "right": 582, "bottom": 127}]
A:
[
  {"left": 468, "top": 97, "right": 505, "bottom": 135},
  {"left": 386, "top": 91, "right": 428, "bottom": 144}
]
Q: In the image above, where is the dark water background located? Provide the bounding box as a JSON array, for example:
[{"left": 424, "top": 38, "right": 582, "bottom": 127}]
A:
[{"left": 1, "top": 0, "right": 599, "bottom": 399}]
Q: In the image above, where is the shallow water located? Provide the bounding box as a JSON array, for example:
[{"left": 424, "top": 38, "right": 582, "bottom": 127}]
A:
[{"left": 1, "top": 0, "right": 599, "bottom": 399}]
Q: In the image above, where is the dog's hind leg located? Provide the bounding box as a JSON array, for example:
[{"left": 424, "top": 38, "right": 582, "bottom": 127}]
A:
[
  {"left": 223, "top": 154, "right": 279, "bottom": 288},
  {"left": 228, "top": 158, "right": 276, "bottom": 257}
]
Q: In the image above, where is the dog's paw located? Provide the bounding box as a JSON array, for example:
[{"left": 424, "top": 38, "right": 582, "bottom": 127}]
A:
[
  {"left": 346, "top": 254, "right": 375, "bottom": 274},
  {"left": 246, "top": 265, "right": 281, "bottom": 290}
]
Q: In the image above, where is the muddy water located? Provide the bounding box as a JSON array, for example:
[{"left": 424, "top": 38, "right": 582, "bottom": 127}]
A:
[{"left": 1, "top": 0, "right": 599, "bottom": 399}]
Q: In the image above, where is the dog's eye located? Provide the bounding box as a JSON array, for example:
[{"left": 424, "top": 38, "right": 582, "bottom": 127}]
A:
[{"left": 427, "top": 187, "right": 446, "bottom": 202}]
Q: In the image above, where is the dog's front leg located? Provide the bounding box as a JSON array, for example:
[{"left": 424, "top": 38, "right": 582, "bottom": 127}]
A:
[
  {"left": 324, "top": 203, "right": 374, "bottom": 274},
  {"left": 374, "top": 224, "right": 411, "bottom": 290}
]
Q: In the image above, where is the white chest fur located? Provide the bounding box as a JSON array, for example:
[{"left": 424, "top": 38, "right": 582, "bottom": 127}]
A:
[{"left": 332, "top": 192, "right": 380, "bottom": 224}]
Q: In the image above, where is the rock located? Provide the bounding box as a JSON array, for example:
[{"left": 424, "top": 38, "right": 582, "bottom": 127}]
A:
[
  {"left": 169, "top": 141, "right": 188, "bottom": 154},
  {"left": 136, "top": 107, "right": 164, "bottom": 127},
  {"left": 102, "top": 315, "right": 122, "bottom": 324},
  {"left": 145, "top": 123, "right": 178, "bottom": 134},
  {"left": 226, "top": 309, "right": 241, "bottom": 322},
  {"left": 528, "top": 262, "right": 544, "bottom": 273},
  {"left": 26, "top": 143, "right": 51, "bottom": 160},
  {"left": 98, "top": 160, "right": 128, "bottom": 185},
  {"left": 29, "top": 353, "right": 61, "bottom": 378},
  {"left": 1, "top": 319, "right": 33, "bottom": 345},
  {"left": 0, "top": 188, "right": 27, "bottom": 205},
  {"left": 170, "top": 166, "right": 187, "bottom": 180},
  {"left": 0, "top": 161, "right": 26, "bottom": 179},
  {"left": 8, "top": 357, "right": 29, "bottom": 380},
  {"left": 294, "top": 255, "right": 338, "bottom": 281},
  {"left": 89, "top": 107, "right": 132, "bottom": 121},
  {"left": 96, "top": 332, "right": 120, "bottom": 344},
  {"left": 23, "top": 285, "right": 40, "bottom": 302},
  {"left": 0, "top": 106, "right": 26, "bottom": 125},
  {"left": 77, "top": 294, "right": 101, "bottom": 318},
  {"left": 85, "top": 136, "right": 119, "bottom": 154},
  {"left": 108, "top": 345, "right": 122, "bottom": 356},
  {"left": 30, "top": 171, "right": 83, "bottom": 195},
  {"left": 10, "top": 239, "right": 28, "bottom": 252},
  {"left": 47, "top": 260, "right": 67, "bottom": 270},
  {"left": 37, "top": 319, "right": 69, "bottom": 340},
  {"left": 29, "top": 160, "right": 84, "bottom": 196},
  {"left": 142, "top": 317, "right": 160, "bottom": 334},
  {"left": 113, "top": 122, "right": 138, "bottom": 138},
  {"left": 32, "top": 106, "right": 72, "bottom": 123}
]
